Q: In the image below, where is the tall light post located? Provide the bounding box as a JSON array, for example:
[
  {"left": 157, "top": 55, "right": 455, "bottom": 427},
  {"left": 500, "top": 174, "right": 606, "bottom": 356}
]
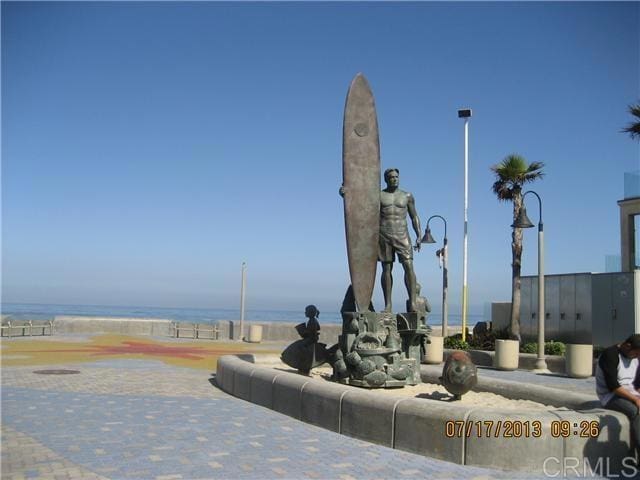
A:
[
  {"left": 458, "top": 108, "right": 472, "bottom": 341},
  {"left": 421, "top": 215, "right": 448, "bottom": 338},
  {"left": 512, "top": 191, "right": 548, "bottom": 372},
  {"left": 239, "top": 262, "right": 247, "bottom": 342}
]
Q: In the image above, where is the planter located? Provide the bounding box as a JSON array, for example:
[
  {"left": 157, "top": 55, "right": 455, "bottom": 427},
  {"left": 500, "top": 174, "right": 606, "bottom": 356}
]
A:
[
  {"left": 565, "top": 344, "right": 593, "bottom": 378},
  {"left": 494, "top": 339, "right": 519, "bottom": 371},
  {"left": 248, "top": 325, "right": 263, "bottom": 343},
  {"left": 424, "top": 336, "right": 444, "bottom": 364}
]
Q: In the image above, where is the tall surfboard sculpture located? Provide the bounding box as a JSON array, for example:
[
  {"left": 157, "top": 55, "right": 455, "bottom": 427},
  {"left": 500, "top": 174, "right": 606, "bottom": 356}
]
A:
[{"left": 342, "top": 73, "right": 380, "bottom": 312}]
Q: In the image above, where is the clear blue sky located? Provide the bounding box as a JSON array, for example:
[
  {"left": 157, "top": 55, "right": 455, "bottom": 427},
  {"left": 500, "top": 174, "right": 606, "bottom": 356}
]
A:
[{"left": 2, "top": 1, "right": 639, "bottom": 315}]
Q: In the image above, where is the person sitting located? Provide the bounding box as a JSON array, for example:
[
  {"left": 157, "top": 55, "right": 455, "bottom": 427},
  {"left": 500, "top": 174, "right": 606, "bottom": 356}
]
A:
[{"left": 595, "top": 334, "right": 640, "bottom": 458}]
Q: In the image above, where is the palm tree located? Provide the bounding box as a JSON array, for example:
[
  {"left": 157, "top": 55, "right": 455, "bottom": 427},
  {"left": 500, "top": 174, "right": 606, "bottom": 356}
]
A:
[
  {"left": 622, "top": 103, "right": 640, "bottom": 140},
  {"left": 491, "top": 154, "right": 545, "bottom": 341}
]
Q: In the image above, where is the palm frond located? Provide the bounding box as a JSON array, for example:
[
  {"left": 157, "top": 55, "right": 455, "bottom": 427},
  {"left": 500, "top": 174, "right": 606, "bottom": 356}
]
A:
[
  {"left": 490, "top": 154, "right": 544, "bottom": 200},
  {"left": 522, "top": 161, "right": 545, "bottom": 183},
  {"left": 492, "top": 180, "right": 513, "bottom": 201},
  {"left": 526, "top": 161, "right": 545, "bottom": 173},
  {"left": 494, "top": 154, "right": 528, "bottom": 179},
  {"left": 623, "top": 122, "right": 640, "bottom": 139},
  {"left": 623, "top": 103, "right": 640, "bottom": 140}
]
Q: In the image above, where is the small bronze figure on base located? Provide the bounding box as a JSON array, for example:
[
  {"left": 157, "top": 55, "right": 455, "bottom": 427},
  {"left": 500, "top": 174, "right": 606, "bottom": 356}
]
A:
[{"left": 281, "top": 305, "right": 328, "bottom": 375}]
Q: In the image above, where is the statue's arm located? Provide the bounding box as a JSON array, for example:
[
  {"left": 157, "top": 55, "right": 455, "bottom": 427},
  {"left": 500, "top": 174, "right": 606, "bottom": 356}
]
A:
[{"left": 407, "top": 193, "right": 421, "bottom": 248}]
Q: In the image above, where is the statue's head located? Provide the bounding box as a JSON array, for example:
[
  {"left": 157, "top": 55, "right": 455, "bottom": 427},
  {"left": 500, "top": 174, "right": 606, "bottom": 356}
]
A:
[
  {"left": 305, "top": 305, "right": 319, "bottom": 319},
  {"left": 383, "top": 168, "right": 399, "bottom": 187}
]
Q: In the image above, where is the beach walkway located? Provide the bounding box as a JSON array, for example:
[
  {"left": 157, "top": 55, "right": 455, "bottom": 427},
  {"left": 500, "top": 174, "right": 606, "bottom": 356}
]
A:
[{"left": 0, "top": 334, "right": 591, "bottom": 479}]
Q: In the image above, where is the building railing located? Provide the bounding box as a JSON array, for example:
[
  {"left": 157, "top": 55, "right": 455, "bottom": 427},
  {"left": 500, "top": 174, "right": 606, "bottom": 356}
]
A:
[{"left": 624, "top": 170, "right": 640, "bottom": 199}]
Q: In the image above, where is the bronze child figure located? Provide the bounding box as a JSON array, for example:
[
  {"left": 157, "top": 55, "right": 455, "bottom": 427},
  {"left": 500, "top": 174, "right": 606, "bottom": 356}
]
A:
[{"left": 281, "top": 305, "right": 327, "bottom": 374}]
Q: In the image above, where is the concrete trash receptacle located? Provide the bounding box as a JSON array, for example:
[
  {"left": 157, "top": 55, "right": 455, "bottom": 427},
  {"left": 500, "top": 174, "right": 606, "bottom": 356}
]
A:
[
  {"left": 494, "top": 339, "right": 519, "bottom": 371},
  {"left": 248, "top": 325, "right": 263, "bottom": 343},
  {"left": 424, "top": 336, "right": 444, "bottom": 364},
  {"left": 565, "top": 344, "right": 593, "bottom": 378}
]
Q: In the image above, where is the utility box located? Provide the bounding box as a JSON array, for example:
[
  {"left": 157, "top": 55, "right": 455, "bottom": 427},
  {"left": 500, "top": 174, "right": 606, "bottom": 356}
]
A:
[{"left": 520, "top": 271, "right": 640, "bottom": 347}]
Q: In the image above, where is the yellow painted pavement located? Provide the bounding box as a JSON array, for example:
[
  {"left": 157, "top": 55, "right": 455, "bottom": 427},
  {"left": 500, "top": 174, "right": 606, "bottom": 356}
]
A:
[{"left": 0, "top": 335, "right": 280, "bottom": 370}]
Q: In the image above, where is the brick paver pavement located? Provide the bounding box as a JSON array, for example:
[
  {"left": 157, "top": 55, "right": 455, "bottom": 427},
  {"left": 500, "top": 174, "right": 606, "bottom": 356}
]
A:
[{"left": 2, "top": 357, "right": 546, "bottom": 480}]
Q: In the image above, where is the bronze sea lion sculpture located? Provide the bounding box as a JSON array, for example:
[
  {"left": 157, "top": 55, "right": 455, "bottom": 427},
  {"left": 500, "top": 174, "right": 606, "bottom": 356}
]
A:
[{"left": 440, "top": 350, "right": 478, "bottom": 400}]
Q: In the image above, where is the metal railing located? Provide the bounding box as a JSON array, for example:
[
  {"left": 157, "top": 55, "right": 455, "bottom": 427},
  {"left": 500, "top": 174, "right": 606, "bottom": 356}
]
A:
[
  {"left": 170, "top": 322, "right": 219, "bottom": 340},
  {"left": 1, "top": 320, "right": 54, "bottom": 338}
]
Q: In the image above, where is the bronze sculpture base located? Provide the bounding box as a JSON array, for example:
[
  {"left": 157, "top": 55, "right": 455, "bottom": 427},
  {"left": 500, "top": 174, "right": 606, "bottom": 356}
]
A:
[{"left": 332, "top": 311, "right": 429, "bottom": 388}]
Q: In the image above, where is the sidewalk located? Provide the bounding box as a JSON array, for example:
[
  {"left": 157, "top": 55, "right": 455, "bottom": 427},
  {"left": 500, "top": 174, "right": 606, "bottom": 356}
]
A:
[{"left": 0, "top": 334, "right": 600, "bottom": 479}]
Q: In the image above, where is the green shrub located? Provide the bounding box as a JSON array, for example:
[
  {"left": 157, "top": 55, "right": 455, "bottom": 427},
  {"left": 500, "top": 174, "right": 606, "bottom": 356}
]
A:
[
  {"left": 444, "top": 333, "right": 462, "bottom": 344},
  {"left": 467, "top": 327, "right": 511, "bottom": 352},
  {"left": 468, "top": 331, "right": 493, "bottom": 350},
  {"left": 444, "top": 334, "right": 470, "bottom": 351},
  {"left": 545, "top": 341, "right": 566, "bottom": 356},
  {"left": 493, "top": 327, "right": 512, "bottom": 340},
  {"left": 520, "top": 342, "right": 538, "bottom": 354},
  {"left": 519, "top": 341, "right": 566, "bottom": 356}
]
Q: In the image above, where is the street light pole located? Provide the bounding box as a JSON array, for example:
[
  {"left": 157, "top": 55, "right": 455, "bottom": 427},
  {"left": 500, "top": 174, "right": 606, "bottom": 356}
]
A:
[
  {"left": 512, "top": 191, "right": 548, "bottom": 372},
  {"left": 536, "top": 210, "right": 547, "bottom": 371},
  {"left": 458, "top": 108, "right": 472, "bottom": 341},
  {"left": 421, "top": 215, "right": 448, "bottom": 338},
  {"left": 239, "top": 262, "right": 246, "bottom": 342}
]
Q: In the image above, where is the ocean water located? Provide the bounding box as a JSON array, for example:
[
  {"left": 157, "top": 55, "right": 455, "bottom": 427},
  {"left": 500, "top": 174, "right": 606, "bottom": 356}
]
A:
[{"left": 0, "top": 302, "right": 486, "bottom": 327}]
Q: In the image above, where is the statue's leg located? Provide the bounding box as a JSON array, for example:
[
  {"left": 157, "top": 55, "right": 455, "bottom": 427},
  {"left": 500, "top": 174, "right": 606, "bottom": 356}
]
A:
[
  {"left": 402, "top": 260, "right": 417, "bottom": 312},
  {"left": 381, "top": 262, "right": 393, "bottom": 312}
]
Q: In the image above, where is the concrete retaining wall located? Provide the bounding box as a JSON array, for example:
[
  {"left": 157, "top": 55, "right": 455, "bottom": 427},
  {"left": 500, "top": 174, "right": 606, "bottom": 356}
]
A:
[
  {"left": 216, "top": 354, "right": 631, "bottom": 475},
  {"left": 39, "top": 316, "right": 455, "bottom": 345},
  {"left": 215, "top": 320, "right": 342, "bottom": 343},
  {"left": 49, "top": 317, "right": 343, "bottom": 342},
  {"left": 53, "top": 316, "right": 173, "bottom": 336}
]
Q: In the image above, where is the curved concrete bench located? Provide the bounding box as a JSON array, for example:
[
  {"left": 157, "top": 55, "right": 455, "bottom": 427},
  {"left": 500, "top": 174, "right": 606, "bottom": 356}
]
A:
[
  {"left": 420, "top": 364, "right": 599, "bottom": 410},
  {"left": 216, "top": 354, "right": 631, "bottom": 475}
]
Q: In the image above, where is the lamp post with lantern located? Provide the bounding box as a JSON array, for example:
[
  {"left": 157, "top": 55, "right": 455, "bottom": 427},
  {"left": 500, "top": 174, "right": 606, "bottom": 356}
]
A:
[
  {"left": 512, "top": 190, "right": 548, "bottom": 372},
  {"left": 421, "top": 215, "right": 449, "bottom": 338}
]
